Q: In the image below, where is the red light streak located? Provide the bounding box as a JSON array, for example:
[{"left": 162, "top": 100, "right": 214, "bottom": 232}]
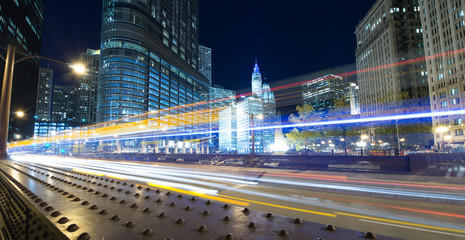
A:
[{"left": 312, "top": 194, "right": 465, "bottom": 219}]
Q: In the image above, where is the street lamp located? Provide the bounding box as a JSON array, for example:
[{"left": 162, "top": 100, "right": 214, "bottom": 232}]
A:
[
  {"left": 249, "top": 113, "right": 263, "bottom": 155},
  {"left": 444, "top": 135, "right": 452, "bottom": 152},
  {"left": 435, "top": 126, "right": 448, "bottom": 153},
  {"left": 361, "top": 134, "right": 368, "bottom": 141},
  {"left": 0, "top": 44, "right": 86, "bottom": 159},
  {"left": 399, "top": 138, "right": 405, "bottom": 153},
  {"left": 15, "top": 111, "right": 25, "bottom": 118},
  {"left": 69, "top": 63, "right": 86, "bottom": 74}
]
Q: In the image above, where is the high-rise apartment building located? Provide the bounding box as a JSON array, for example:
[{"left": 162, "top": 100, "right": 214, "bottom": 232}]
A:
[
  {"left": 198, "top": 45, "right": 212, "bottom": 85},
  {"left": 98, "top": 0, "right": 209, "bottom": 124},
  {"left": 35, "top": 67, "right": 53, "bottom": 122},
  {"left": 0, "top": 0, "right": 46, "bottom": 139},
  {"left": 420, "top": 0, "right": 465, "bottom": 148},
  {"left": 76, "top": 49, "right": 100, "bottom": 124},
  {"left": 355, "top": 0, "right": 429, "bottom": 117}
]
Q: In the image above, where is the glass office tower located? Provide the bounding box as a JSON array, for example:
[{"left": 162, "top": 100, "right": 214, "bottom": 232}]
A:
[
  {"left": 0, "top": 0, "right": 46, "bottom": 139},
  {"left": 98, "top": 0, "right": 209, "bottom": 123}
]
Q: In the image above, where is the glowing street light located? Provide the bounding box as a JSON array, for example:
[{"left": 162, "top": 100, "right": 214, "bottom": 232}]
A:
[
  {"left": 435, "top": 126, "right": 448, "bottom": 134},
  {"left": 69, "top": 63, "right": 86, "bottom": 74},
  {"left": 15, "top": 111, "right": 24, "bottom": 118},
  {"left": 0, "top": 44, "right": 87, "bottom": 158},
  {"left": 435, "top": 126, "right": 449, "bottom": 152},
  {"left": 361, "top": 134, "right": 369, "bottom": 140}
]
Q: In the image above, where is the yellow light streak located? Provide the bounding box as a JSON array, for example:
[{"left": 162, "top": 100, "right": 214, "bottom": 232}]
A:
[
  {"left": 335, "top": 212, "right": 465, "bottom": 234},
  {"left": 145, "top": 183, "right": 249, "bottom": 206},
  {"left": 73, "top": 168, "right": 105, "bottom": 176},
  {"left": 217, "top": 194, "right": 336, "bottom": 217},
  {"left": 105, "top": 175, "right": 126, "bottom": 180}
]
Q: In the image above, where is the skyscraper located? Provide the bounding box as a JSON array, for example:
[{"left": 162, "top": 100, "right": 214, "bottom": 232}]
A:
[
  {"left": 302, "top": 73, "right": 348, "bottom": 114},
  {"left": 198, "top": 45, "right": 212, "bottom": 85},
  {"left": 76, "top": 49, "right": 100, "bottom": 124},
  {"left": 0, "top": 0, "right": 46, "bottom": 139},
  {"left": 35, "top": 67, "right": 53, "bottom": 122},
  {"left": 420, "top": 0, "right": 465, "bottom": 148},
  {"left": 209, "top": 85, "right": 236, "bottom": 150},
  {"left": 52, "top": 85, "right": 77, "bottom": 123},
  {"left": 251, "top": 61, "right": 263, "bottom": 98},
  {"left": 98, "top": 0, "right": 209, "bottom": 123},
  {"left": 355, "top": 0, "right": 429, "bottom": 117},
  {"left": 219, "top": 62, "right": 277, "bottom": 154}
]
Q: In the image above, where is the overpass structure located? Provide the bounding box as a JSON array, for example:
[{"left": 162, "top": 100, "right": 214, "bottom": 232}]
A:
[{"left": 0, "top": 157, "right": 397, "bottom": 240}]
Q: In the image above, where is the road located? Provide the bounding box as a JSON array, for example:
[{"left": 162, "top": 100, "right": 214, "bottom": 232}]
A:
[{"left": 10, "top": 154, "right": 465, "bottom": 240}]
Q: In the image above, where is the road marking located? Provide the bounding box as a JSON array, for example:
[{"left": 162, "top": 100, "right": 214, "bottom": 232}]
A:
[
  {"left": 336, "top": 212, "right": 465, "bottom": 234},
  {"left": 144, "top": 183, "right": 249, "bottom": 206},
  {"left": 105, "top": 174, "right": 125, "bottom": 180},
  {"left": 218, "top": 194, "right": 336, "bottom": 217},
  {"left": 359, "top": 219, "right": 465, "bottom": 238},
  {"left": 73, "top": 168, "right": 104, "bottom": 176}
]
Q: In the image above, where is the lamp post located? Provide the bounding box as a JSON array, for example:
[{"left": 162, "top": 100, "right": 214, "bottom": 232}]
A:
[
  {"left": 435, "top": 126, "right": 448, "bottom": 153},
  {"left": 249, "top": 113, "right": 263, "bottom": 155},
  {"left": 361, "top": 134, "right": 368, "bottom": 156},
  {"left": 0, "top": 44, "right": 85, "bottom": 159},
  {"left": 399, "top": 138, "right": 405, "bottom": 155},
  {"left": 444, "top": 135, "right": 452, "bottom": 153},
  {"left": 395, "top": 118, "right": 401, "bottom": 152}
]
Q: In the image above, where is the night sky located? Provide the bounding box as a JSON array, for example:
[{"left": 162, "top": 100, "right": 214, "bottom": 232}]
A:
[{"left": 40, "top": 0, "right": 375, "bottom": 90}]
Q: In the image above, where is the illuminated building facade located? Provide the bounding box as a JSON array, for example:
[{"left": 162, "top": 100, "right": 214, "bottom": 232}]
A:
[
  {"left": 218, "top": 106, "right": 236, "bottom": 152},
  {"left": 420, "top": 0, "right": 465, "bottom": 147},
  {"left": 98, "top": 0, "right": 209, "bottom": 123},
  {"left": 76, "top": 49, "right": 100, "bottom": 124},
  {"left": 236, "top": 97, "right": 264, "bottom": 154},
  {"left": 52, "top": 85, "right": 77, "bottom": 123},
  {"left": 35, "top": 67, "right": 53, "bottom": 122},
  {"left": 355, "top": 0, "right": 429, "bottom": 117},
  {"left": 0, "top": 0, "right": 46, "bottom": 139},
  {"left": 198, "top": 45, "right": 212, "bottom": 85},
  {"left": 349, "top": 83, "right": 361, "bottom": 115},
  {"left": 251, "top": 61, "right": 262, "bottom": 98},
  {"left": 210, "top": 85, "right": 236, "bottom": 150},
  {"left": 302, "top": 73, "right": 348, "bottom": 114},
  {"left": 219, "top": 62, "right": 276, "bottom": 154}
]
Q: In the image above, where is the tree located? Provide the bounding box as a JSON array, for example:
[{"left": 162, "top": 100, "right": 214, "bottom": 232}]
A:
[{"left": 285, "top": 103, "right": 322, "bottom": 151}]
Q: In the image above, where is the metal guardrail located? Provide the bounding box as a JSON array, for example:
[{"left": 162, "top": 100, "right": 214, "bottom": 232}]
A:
[
  {"left": 87, "top": 153, "right": 411, "bottom": 173},
  {"left": 0, "top": 160, "right": 398, "bottom": 239}
]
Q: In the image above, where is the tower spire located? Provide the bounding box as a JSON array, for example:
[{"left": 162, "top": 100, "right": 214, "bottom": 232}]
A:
[{"left": 253, "top": 58, "right": 260, "bottom": 74}]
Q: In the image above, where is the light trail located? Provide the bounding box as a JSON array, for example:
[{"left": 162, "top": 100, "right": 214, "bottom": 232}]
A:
[
  {"left": 143, "top": 183, "right": 249, "bottom": 206},
  {"left": 12, "top": 154, "right": 465, "bottom": 237},
  {"left": 58, "top": 108, "right": 462, "bottom": 144},
  {"left": 264, "top": 172, "right": 465, "bottom": 191},
  {"left": 310, "top": 193, "right": 465, "bottom": 219},
  {"left": 9, "top": 49, "right": 465, "bottom": 150}
]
